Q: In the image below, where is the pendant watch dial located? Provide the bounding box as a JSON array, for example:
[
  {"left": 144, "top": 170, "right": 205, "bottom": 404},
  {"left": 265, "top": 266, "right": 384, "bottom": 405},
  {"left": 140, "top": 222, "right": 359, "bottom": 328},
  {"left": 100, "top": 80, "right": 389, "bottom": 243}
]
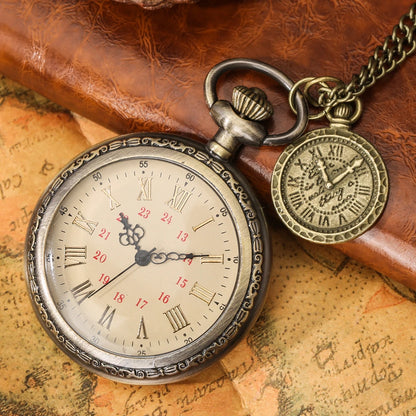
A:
[
  {"left": 25, "top": 134, "right": 270, "bottom": 384},
  {"left": 271, "top": 127, "right": 389, "bottom": 243}
]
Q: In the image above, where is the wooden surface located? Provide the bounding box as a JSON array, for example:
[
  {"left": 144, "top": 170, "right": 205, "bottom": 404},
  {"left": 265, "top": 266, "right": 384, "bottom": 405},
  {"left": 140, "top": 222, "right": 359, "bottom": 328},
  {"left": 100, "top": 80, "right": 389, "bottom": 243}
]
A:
[{"left": 0, "top": 0, "right": 415, "bottom": 289}]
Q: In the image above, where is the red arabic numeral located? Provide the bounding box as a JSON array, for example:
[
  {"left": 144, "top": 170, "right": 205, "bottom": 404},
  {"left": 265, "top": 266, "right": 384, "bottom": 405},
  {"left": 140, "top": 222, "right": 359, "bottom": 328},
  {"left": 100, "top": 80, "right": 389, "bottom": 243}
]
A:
[
  {"left": 99, "top": 228, "right": 111, "bottom": 240},
  {"left": 177, "top": 230, "right": 189, "bottom": 242},
  {"left": 136, "top": 298, "right": 148, "bottom": 309},
  {"left": 138, "top": 206, "right": 151, "bottom": 219},
  {"left": 158, "top": 292, "right": 170, "bottom": 304},
  {"left": 113, "top": 292, "right": 125, "bottom": 303},
  {"left": 183, "top": 257, "right": 193, "bottom": 266},
  {"left": 161, "top": 212, "right": 173, "bottom": 224},
  {"left": 176, "top": 276, "right": 188, "bottom": 288},
  {"left": 99, "top": 273, "right": 110, "bottom": 285},
  {"left": 93, "top": 250, "right": 107, "bottom": 263}
]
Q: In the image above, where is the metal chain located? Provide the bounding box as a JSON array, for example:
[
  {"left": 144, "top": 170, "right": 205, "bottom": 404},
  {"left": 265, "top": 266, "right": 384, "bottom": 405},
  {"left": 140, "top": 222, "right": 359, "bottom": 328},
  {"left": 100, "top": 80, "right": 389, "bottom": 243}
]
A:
[{"left": 317, "top": 3, "right": 416, "bottom": 109}]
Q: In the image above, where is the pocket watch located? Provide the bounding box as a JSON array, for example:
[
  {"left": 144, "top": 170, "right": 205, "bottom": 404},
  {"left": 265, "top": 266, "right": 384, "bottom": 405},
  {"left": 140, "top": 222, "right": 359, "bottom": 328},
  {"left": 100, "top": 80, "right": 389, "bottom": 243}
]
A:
[{"left": 25, "top": 59, "right": 307, "bottom": 384}]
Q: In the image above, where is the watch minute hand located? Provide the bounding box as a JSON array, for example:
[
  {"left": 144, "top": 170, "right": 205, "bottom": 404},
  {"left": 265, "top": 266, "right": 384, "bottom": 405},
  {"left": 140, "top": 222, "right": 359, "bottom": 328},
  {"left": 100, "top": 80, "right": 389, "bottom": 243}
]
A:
[
  {"left": 331, "top": 158, "right": 363, "bottom": 186},
  {"left": 149, "top": 251, "right": 209, "bottom": 265}
]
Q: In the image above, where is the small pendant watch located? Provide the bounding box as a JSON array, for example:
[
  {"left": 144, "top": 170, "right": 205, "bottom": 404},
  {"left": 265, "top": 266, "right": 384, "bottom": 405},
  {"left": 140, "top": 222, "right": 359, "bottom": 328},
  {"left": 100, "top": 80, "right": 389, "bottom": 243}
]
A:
[
  {"left": 25, "top": 59, "right": 307, "bottom": 384},
  {"left": 271, "top": 99, "right": 389, "bottom": 243},
  {"left": 272, "top": 3, "right": 415, "bottom": 244}
]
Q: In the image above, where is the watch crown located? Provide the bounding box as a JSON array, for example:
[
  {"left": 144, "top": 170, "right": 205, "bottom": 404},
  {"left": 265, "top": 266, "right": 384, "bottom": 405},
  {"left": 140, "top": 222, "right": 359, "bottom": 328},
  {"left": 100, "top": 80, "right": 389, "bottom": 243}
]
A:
[
  {"left": 332, "top": 102, "right": 354, "bottom": 120},
  {"left": 232, "top": 86, "right": 273, "bottom": 121},
  {"left": 327, "top": 101, "right": 363, "bottom": 129}
]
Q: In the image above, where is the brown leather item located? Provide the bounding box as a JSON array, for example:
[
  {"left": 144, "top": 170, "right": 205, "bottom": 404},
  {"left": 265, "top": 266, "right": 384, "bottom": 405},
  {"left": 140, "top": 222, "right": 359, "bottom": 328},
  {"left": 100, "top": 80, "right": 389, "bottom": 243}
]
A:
[
  {"left": 0, "top": 0, "right": 415, "bottom": 288},
  {"left": 111, "top": 0, "right": 198, "bottom": 9}
]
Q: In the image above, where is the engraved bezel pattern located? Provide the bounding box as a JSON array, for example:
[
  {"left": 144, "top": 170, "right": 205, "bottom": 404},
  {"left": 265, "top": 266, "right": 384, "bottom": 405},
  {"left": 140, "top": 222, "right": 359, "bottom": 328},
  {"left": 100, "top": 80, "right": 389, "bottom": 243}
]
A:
[
  {"left": 25, "top": 133, "right": 270, "bottom": 384},
  {"left": 271, "top": 127, "right": 389, "bottom": 244}
]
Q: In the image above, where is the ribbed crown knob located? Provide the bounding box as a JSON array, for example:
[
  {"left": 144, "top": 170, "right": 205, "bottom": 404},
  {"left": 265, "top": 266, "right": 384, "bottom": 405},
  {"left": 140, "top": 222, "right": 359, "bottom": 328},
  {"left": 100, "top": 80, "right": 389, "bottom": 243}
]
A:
[
  {"left": 232, "top": 86, "right": 273, "bottom": 121},
  {"left": 332, "top": 102, "right": 354, "bottom": 120}
]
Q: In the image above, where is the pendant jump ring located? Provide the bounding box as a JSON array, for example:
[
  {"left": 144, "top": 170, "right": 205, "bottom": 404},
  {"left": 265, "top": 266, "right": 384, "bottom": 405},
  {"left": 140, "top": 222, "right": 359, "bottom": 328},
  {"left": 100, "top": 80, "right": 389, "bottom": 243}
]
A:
[
  {"left": 204, "top": 58, "right": 308, "bottom": 146},
  {"left": 289, "top": 76, "right": 345, "bottom": 121},
  {"left": 288, "top": 77, "right": 326, "bottom": 120}
]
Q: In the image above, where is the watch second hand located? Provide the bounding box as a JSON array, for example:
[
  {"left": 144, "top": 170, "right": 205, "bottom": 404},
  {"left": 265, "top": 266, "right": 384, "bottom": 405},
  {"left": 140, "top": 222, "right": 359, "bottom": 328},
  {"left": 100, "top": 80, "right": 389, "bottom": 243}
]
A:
[{"left": 87, "top": 261, "right": 137, "bottom": 299}]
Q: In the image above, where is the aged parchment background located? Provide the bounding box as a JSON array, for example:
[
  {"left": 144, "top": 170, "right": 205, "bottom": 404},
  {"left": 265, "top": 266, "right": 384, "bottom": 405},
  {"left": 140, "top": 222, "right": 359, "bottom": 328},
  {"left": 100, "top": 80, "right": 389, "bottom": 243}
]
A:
[{"left": 1, "top": 76, "right": 416, "bottom": 416}]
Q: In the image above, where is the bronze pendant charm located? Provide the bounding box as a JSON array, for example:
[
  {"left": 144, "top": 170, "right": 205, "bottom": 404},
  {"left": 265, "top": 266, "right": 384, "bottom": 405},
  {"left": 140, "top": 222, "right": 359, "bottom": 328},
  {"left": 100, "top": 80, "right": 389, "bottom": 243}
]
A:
[{"left": 271, "top": 103, "right": 389, "bottom": 243}]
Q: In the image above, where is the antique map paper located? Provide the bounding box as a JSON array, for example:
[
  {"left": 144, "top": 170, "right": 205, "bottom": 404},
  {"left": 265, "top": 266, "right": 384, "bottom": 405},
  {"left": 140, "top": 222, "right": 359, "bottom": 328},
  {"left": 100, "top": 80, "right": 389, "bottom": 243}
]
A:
[{"left": 1, "top": 75, "right": 416, "bottom": 416}]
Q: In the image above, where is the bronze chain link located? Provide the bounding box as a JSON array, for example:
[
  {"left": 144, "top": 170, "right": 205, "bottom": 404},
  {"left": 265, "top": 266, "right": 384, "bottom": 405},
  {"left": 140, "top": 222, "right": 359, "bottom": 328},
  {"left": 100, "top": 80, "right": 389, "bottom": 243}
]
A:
[
  {"left": 317, "top": 3, "right": 416, "bottom": 109},
  {"left": 287, "top": 2, "right": 416, "bottom": 118}
]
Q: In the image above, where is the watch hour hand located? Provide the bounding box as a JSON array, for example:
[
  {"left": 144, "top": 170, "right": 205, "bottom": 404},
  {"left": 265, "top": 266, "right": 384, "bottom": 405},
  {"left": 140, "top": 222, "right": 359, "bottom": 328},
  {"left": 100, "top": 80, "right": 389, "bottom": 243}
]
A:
[
  {"left": 118, "top": 212, "right": 145, "bottom": 250},
  {"left": 316, "top": 158, "right": 333, "bottom": 189},
  {"left": 331, "top": 158, "right": 363, "bottom": 186}
]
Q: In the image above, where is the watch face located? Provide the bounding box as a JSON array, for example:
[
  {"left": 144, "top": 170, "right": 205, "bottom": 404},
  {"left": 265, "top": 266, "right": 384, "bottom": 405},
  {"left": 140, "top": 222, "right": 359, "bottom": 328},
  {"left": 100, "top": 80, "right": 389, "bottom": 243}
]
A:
[
  {"left": 271, "top": 127, "right": 389, "bottom": 243},
  {"left": 26, "top": 134, "right": 270, "bottom": 384}
]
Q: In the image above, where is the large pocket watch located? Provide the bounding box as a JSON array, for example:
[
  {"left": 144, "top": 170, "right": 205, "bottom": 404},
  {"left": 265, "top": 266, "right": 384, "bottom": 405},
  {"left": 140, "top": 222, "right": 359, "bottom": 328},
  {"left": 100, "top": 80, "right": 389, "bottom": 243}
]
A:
[{"left": 25, "top": 59, "right": 307, "bottom": 384}]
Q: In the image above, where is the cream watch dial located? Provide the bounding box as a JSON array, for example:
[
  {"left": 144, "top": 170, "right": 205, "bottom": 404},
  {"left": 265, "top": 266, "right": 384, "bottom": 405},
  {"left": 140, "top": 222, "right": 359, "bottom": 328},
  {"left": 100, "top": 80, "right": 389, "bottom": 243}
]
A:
[
  {"left": 271, "top": 127, "right": 389, "bottom": 243},
  {"left": 26, "top": 134, "right": 269, "bottom": 383},
  {"left": 46, "top": 158, "right": 241, "bottom": 356}
]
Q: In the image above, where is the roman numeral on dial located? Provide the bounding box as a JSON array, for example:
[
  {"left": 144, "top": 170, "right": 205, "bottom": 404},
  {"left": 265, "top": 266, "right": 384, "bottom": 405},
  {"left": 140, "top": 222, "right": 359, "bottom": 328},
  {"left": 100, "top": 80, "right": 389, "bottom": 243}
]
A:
[
  {"left": 101, "top": 186, "right": 121, "bottom": 211},
  {"left": 289, "top": 191, "right": 303, "bottom": 210},
  {"left": 319, "top": 214, "right": 330, "bottom": 227},
  {"left": 71, "top": 280, "right": 94, "bottom": 304},
  {"left": 200, "top": 255, "right": 224, "bottom": 264},
  {"left": 72, "top": 211, "right": 98, "bottom": 235},
  {"left": 136, "top": 316, "right": 148, "bottom": 339},
  {"left": 358, "top": 185, "right": 372, "bottom": 197},
  {"left": 189, "top": 282, "right": 216, "bottom": 305},
  {"left": 64, "top": 246, "right": 87, "bottom": 268},
  {"left": 137, "top": 177, "right": 152, "bottom": 201},
  {"left": 164, "top": 305, "right": 190, "bottom": 333},
  {"left": 166, "top": 185, "right": 192, "bottom": 213},
  {"left": 328, "top": 144, "right": 343, "bottom": 158},
  {"left": 339, "top": 213, "right": 348, "bottom": 225},
  {"left": 294, "top": 158, "right": 307, "bottom": 171},
  {"left": 97, "top": 305, "right": 116, "bottom": 330},
  {"left": 300, "top": 207, "right": 314, "bottom": 222},
  {"left": 349, "top": 199, "right": 366, "bottom": 216},
  {"left": 308, "top": 146, "right": 323, "bottom": 158},
  {"left": 192, "top": 217, "right": 214, "bottom": 232},
  {"left": 287, "top": 175, "right": 301, "bottom": 188}
]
